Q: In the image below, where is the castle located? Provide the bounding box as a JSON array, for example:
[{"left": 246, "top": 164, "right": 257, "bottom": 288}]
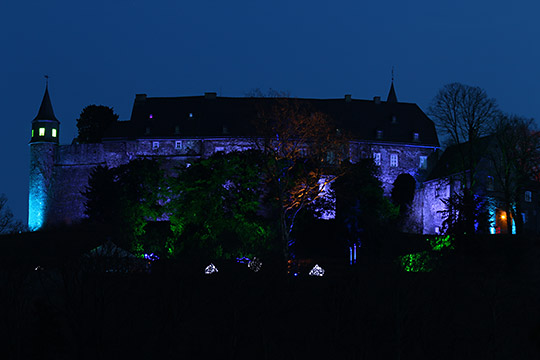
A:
[{"left": 29, "top": 83, "right": 441, "bottom": 232}]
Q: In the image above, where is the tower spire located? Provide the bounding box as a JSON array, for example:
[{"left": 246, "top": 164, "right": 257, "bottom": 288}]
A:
[
  {"left": 34, "top": 76, "right": 58, "bottom": 121},
  {"left": 387, "top": 67, "right": 398, "bottom": 103}
]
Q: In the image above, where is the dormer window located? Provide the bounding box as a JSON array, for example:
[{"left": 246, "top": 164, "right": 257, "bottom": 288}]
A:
[
  {"left": 39, "top": 128, "right": 45, "bottom": 137},
  {"left": 175, "top": 125, "right": 180, "bottom": 134},
  {"left": 413, "top": 133, "right": 420, "bottom": 142},
  {"left": 52, "top": 129, "right": 57, "bottom": 138},
  {"left": 376, "top": 130, "right": 383, "bottom": 139},
  {"left": 145, "top": 127, "right": 151, "bottom": 135}
]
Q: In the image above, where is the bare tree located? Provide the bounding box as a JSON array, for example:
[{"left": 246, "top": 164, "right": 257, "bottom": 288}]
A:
[
  {"left": 255, "top": 98, "right": 348, "bottom": 260},
  {"left": 429, "top": 83, "right": 499, "bottom": 234},
  {"left": 488, "top": 115, "right": 540, "bottom": 233},
  {"left": 0, "top": 194, "right": 24, "bottom": 234},
  {"left": 429, "top": 83, "right": 499, "bottom": 147}
]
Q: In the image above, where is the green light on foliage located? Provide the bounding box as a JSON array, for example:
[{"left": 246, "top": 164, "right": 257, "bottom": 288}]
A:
[
  {"left": 428, "top": 235, "right": 454, "bottom": 251},
  {"left": 399, "top": 235, "right": 455, "bottom": 272},
  {"left": 400, "top": 251, "right": 434, "bottom": 272}
]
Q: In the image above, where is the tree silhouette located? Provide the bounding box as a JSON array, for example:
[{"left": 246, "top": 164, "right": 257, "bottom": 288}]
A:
[{"left": 76, "top": 105, "right": 118, "bottom": 143}]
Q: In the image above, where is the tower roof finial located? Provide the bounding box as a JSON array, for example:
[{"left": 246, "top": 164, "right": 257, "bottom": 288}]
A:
[{"left": 387, "top": 67, "right": 398, "bottom": 103}]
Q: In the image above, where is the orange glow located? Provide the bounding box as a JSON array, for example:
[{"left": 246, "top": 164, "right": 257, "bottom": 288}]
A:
[{"left": 501, "top": 213, "right": 506, "bottom": 220}]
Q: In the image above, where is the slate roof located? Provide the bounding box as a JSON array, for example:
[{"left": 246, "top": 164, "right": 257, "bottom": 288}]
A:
[
  {"left": 34, "top": 85, "right": 58, "bottom": 122},
  {"left": 426, "top": 136, "right": 494, "bottom": 181},
  {"left": 103, "top": 94, "right": 439, "bottom": 147}
]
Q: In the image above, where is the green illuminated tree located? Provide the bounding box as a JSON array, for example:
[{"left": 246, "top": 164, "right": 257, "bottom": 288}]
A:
[
  {"left": 83, "top": 159, "right": 166, "bottom": 254},
  {"left": 76, "top": 105, "right": 119, "bottom": 143},
  {"left": 166, "top": 150, "right": 275, "bottom": 260}
]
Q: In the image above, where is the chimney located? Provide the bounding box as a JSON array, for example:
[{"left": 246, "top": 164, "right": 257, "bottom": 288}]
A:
[
  {"left": 135, "top": 94, "right": 147, "bottom": 102},
  {"left": 205, "top": 92, "right": 217, "bottom": 99},
  {"left": 373, "top": 96, "right": 381, "bottom": 104},
  {"left": 344, "top": 94, "right": 352, "bottom": 102}
]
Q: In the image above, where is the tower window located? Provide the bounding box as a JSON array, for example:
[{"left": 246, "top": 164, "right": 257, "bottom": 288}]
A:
[
  {"left": 39, "top": 128, "right": 45, "bottom": 136},
  {"left": 390, "top": 154, "right": 399, "bottom": 167},
  {"left": 32, "top": 129, "right": 34, "bottom": 137},
  {"left": 52, "top": 129, "right": 57, "bottom": 138}
]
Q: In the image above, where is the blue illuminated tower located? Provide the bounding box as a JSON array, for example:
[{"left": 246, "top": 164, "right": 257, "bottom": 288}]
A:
[{"left": 28, "top": 82, "right": 59, "bottom": 230}]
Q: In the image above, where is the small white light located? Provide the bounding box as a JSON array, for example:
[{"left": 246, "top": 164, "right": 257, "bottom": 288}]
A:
[
  {"left": 248, "top": 257, "right": 262, "bottom": 272},
  {"left": 205, "top": 263, "right": 218, "bottom": 274},
  {"left": 309, "top": 264, "right": 325, "bottom": 277}
]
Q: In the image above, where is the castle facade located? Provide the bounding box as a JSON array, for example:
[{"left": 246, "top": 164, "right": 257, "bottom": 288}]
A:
[{"left": 29, "top": 84, "right": 440, "bottom": 231}]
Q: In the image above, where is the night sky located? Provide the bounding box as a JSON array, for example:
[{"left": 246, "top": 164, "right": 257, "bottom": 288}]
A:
[{"left": 2, "top": 0, "right": 539, "bottom": 224}]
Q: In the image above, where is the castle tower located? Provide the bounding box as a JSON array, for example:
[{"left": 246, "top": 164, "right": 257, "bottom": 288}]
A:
[{"left": 29, "top": 82, "right": 59, "bottom": 230}]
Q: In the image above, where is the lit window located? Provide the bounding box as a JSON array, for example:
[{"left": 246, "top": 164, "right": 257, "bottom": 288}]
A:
[
  {"left": 32, "top": 129, "right": 34, "bottom": 137},
  {"left": 373, "top": 152, "right": 381, "bottom": 166},
  {"left": 52, "top": 129, "right": 57, "bottom": 138},
  {"left": 419, "top": 156, "right": 427, "bottom": 169},
  {"left": 390, "top": 154, "right": 398, "bottom": 167},
  {"left": 376, "top": 130, "right": 383, "bottom": 139},
  {"left": 39, "top": 128, "right": 45, "bottom": 136},
  {"left": 413, "top": 133, "right": 420, "bottom": 141},
  {"left": 525, "top": 191, "right": 532, "bottom": 202},
  {"left": 175, "top": 141, "right": 182, "bottom": 149},
  {"left": 152, "top": 141, "right": 159, "bottom": 150}
]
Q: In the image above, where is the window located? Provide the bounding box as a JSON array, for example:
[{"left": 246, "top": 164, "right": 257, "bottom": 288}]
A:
[
  {"left": 175, "top": 141, "right": 182, "bottom": 149},
  {"left": 152, "top": 141, "right": 159, "bottom": 150},
  {"left": 32, "top": 129, "right": 34, "bottom": 137},
  {"left": 419, "top": 155, "right": 427, "bottom": 169},
  {"left": 215, "top": 146, "right": 225, "bottom": 153},
  {"left": 390, "top": 154, "right": 398, "bottom": 167},
  {"left": 39, "top": 128, "right": 45, "bottom": 136},
  {"left": 525, "top": 191, "right": 532, "bottom": 202},
  {"left": 145, "top": 127, "right": 151, "bottom": 135},
  {"left": 413, "top": 133, "right": 420, "bottom": 141},
  {"left": 376, "top": 130, "right": 383, "bottom": 139},
  {"left": 373, "top": 152, "right": 381, "bottom": 166},
  {"left": 52, "top": 129, "right": 57, "bottom": 138}
]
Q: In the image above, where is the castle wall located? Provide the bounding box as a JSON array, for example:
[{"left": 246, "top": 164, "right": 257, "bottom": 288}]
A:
[{"left": 40, "top": 138, "right": 438, "bottom": 231}]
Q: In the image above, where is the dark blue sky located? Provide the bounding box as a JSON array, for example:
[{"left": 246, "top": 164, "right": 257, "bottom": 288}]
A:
[{"left": 2, "top": 0, "right": 539, "bottom": 223}]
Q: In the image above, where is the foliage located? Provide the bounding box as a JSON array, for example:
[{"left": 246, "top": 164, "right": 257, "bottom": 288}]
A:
[
  {"left": 333, "top": 159, "right": 399, "bottom": 248},
  {"left": 399, "top": 235, "right": 455, "bottom": 272},
  {"left": 440, "top": 189, "right": 490, "bottom": 235},
  {"left": 167, "top": 150, "right": 275, "bottom": 260},
  {"left": 76, "top": 105, "right": 119, "bottom": 143},
  {"left": 82, "top": 159, "right": 166, "bottom": 255},
  {"left": 488, "top": 115, "right": 540, "bottom": 233},
  {"left": 0, "top": 194, "right": 25, "bottom": 234},
  {"left": 255, "top": 98, "right": 349, "bottom": 259}
]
